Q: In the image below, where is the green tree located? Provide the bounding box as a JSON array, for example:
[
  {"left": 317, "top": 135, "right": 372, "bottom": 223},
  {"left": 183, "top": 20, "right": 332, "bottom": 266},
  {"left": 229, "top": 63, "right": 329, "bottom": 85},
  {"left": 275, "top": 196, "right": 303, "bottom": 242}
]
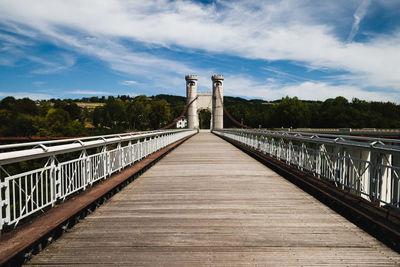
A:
[
  {"left": 272, "top": 96, "right": 311, "bottom": 128},
  {"left": 92, "top": 106, "right": 111, "bottom": 128},
  {"left": 64, "top": 102, "right": 81, "bottom": 121},
  {"left": 104, "top": 97, "right": 127, "bottom": 128},
  {"left": 318, "top": 97, "right": 351, "bottom": 128},
  {"left": 126, "top": 95, "right": 150, "bottom": 130},
  {"left": 7, "top": 114, "right": 37, "bottom": 137},
  {"left": 199, "top": 109, "right": 211, "bottom": 129},
  {"left": 64, "top": 120, "right": 87, "bottom": 137},
  {"left": 45, "top": 108, "right": 71, "bottom": 136},
  {"left": 14, "top": 98, "right": 38, "bottom": 115},
  {"left": 227, "top": 104, "right": 250, "bottom": 127},
  {"left": 149, "top": 99, "right": 171, "bottom": 129},
  {"left": 0, "top": 96, "right": 16, "bottom": 110}
]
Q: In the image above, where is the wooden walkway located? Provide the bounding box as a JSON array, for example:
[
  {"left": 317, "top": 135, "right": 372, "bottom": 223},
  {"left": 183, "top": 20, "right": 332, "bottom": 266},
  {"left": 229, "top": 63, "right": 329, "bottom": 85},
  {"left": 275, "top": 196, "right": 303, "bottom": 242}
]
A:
[{"left": 26, "top": 132, "right": 400, "bottom": 266}]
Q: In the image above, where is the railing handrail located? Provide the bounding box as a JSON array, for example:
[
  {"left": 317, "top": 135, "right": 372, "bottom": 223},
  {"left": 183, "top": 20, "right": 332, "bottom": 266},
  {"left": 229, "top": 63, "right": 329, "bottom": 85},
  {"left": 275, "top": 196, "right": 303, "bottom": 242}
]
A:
[
  {"left": 221, "top": 129, "right": 400, "bottom": 153},
  {"left": 270, "top": 129, "right": 400, "bottom": 145},
  {"left": 0, "top": 129, "right": 190, "bottom": 165},
  {"left": 0, "top": 130, "right": 173, "bottom": 150}
]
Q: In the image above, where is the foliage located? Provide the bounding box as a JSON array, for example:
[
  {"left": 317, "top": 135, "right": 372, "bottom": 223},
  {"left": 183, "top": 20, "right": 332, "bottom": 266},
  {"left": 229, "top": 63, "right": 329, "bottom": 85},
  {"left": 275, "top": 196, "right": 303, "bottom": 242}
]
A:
[
  {"left": 1, "top": 94, "right": 400, "bottom": 139},
  {"left": 223, "top": 96, "right": 400, "bottom": 129},
  {"left": 199, "top": 109, "right": 211, "bottom": 129},
  {"left": 0, "top": 95, "right": 179, "bottom": 138}
]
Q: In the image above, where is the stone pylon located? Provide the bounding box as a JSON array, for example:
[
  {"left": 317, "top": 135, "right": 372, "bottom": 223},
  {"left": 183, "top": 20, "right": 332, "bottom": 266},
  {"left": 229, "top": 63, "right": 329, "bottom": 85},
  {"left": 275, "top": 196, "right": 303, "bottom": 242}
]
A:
[
  {"left": 212, "top": 75, "right": 224, "bottom": 130},
  {"left": 185, "top": 74, "right": 199, "bottom": 129}
]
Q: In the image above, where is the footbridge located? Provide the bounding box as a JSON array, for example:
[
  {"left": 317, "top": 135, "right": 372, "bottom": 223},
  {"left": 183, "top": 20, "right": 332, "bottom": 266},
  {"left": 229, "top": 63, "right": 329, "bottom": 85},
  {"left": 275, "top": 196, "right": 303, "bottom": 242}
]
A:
[{"left": 1, "top": 75, "right": 400, "bottom": 266}]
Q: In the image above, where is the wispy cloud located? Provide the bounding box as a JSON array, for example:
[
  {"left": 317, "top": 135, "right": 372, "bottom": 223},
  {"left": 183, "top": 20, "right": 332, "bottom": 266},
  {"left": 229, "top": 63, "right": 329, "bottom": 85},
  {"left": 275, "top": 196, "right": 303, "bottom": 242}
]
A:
[
  {"left": 29, "top": 54, "right": 76, "bottom": 74},
  {"left": 347, "top": 0, "right": 372, "bottom": 42},
  {"left": 0, "top": 32, "right": 30, "bottom": 66},
  {"left": 0, "top": 30, "right": 76, "bottom": 73},
  {"left": 0, "top": 91, "right": 52, "bottom": 100},
  {"left": 120, "top": 80, "right": 137, "bottom": 85},
  {"left": 33, "top": 81, "right": 46, "bottom": 87},
  {"left": 224, "top": 75, "right": 398, "bottom": 103},
  {"left": 262, "top": 67, "right": 314, "bottom": 83},
  {"left": 0, "top": 32, "right": 32, "bottom": 47},
  {"left": 69, "top": 90, "right": 112, "bottom": 95}
]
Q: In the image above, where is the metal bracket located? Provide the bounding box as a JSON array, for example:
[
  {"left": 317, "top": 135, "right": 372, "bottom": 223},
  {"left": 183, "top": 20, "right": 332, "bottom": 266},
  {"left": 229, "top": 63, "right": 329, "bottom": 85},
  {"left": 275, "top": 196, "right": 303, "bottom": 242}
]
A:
[
  {"left": 34, "top": 144, "right": 49, "bottom": 152},
  {"left": 74, "top": 140, "right": 85, "bottom": 147}
]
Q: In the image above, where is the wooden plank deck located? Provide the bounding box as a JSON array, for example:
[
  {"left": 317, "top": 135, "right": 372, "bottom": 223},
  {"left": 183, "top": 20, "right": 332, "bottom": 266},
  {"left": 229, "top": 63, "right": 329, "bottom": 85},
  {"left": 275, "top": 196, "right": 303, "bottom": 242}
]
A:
[{"left": 26, "top": 132, "right": 400, "bottom": 266}]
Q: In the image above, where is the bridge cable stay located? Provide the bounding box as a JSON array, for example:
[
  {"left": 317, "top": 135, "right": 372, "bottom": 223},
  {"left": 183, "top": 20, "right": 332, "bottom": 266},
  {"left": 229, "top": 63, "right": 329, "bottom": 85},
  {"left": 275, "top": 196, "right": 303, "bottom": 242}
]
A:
[
  {"left": 158, "top": 88, "right": 194, "bottom": 130},
  {"left": 216, "top": 86, "right": 254, "bottom": 129}
]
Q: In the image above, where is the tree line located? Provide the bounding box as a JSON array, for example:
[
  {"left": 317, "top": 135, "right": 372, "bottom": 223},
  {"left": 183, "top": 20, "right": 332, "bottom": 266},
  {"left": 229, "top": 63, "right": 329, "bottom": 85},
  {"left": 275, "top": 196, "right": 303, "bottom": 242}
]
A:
[
  {"left": 0, "top": 95, "right": 185, "bottom": 137},
  {"left": 0, "top": 95, "right": 399, "bottom": 138},
  {"left": 224, "top": 96, "right": 400, "bottom": 129}
]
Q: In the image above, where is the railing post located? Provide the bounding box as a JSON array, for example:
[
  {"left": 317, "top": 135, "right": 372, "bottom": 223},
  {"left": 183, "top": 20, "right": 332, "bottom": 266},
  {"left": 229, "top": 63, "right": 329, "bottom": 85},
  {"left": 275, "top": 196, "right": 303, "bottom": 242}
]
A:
[
  {"left": 139, "top": 140, "right": 143, "bottom": 160},
  {"left": 316, "top": 145, "right": 322, "bottom": 177},
  {"left": 128, "top": 141, "right": 132, "bottom": 166},
  {"left": 299, "top": 143, "right": 305, "bottom": 170},
  {"left": 392, "top": 153, "right": 400, "bottom": 206},
  {"left": 103, "top": 146, "right": 110, "bottom": 177},
  {"left": 51, "top": 156, "right": 60, "bottom": 204},
  {"left": 337, "top": 147, "right": 346, "bottom": 186},
  {"left": 118, "top": 142, "right": 122, "bottom": 171},
  {"left": 261, "top": 136, "right": 266, "bottom": 154},
  {"left": 0, "top": 177, "right": 10, "bottom": 231},
  {"left": 269, "top": 138, "right": 273, "bottom": 156},
  {"left": 287, "top": 141, "right": 292, "bottom": 165},
  {"left": 81, "top": 150, "right": 88, "bottom": 190},
  {"left": 369, "top": 151, "right": 383, "bottom": 203}
]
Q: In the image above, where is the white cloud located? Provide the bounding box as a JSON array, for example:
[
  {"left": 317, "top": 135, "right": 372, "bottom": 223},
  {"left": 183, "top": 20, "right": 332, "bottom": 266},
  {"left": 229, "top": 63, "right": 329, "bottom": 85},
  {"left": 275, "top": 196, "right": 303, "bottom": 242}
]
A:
[
  {"left": 0, "top": 91, "right": 52, "bottom": 100},
  {"left": 224, "top": 75, "right": 397, "bottom": 102},
  {"left": 70, "top": 90, "right": 112, "bottom": 95},
  {"left": 0, "top": 32, "right": 30, "bottom": 66},
  {"left": 120, "top": 80, "right": 137, "bottom": 85},
  {"left": 0, "top": 31, "right": 76, "bottom": 72},
  {"left": 348, "top": 0, "right": 371, "bottom": 42},
  {"left": 37, "top": 28, "right": 195, "bottom": 83},
  {"left": 29, "top": 54, "right": 76, "bottom": 74},
  {"left": 0, "top": 0, "right": 399, "bottom": 99},
  {"left": 0, "top": 32, "right": 32, "bottom": 47}
]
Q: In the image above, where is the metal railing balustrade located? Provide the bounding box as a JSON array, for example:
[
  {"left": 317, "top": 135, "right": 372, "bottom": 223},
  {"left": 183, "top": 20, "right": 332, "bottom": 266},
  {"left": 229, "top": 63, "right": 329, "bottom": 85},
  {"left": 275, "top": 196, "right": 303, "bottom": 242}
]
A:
[
  {"left": 0, "top": 129, "right": 196, "bottom": 232},
  {"left": 214, "top": 129, "right": 400, "bottom": 211}
]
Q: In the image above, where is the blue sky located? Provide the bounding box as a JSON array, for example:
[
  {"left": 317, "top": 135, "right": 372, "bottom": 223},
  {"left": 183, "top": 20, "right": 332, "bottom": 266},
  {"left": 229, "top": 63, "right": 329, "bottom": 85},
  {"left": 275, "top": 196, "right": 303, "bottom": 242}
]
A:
[{"left": 1, "top": 0, "right": 400, "bottom": 102}]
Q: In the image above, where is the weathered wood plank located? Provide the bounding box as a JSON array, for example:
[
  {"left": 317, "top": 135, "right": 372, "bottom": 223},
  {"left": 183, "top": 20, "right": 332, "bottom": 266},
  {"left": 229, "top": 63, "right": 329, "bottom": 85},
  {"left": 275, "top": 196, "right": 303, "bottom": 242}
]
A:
[{"left": 25, "top": 132, "right": 400, "bottom": 266}]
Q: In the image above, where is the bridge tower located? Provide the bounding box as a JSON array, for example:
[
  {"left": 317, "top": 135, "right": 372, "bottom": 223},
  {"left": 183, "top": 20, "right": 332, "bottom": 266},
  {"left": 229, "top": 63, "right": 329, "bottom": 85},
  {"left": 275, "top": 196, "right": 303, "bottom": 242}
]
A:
[
  {"left": 185, "top": 74, "right": 199, "bottom": 129},
  {"left": 212, "top": 74, "right": 224, "bottom": 130}
]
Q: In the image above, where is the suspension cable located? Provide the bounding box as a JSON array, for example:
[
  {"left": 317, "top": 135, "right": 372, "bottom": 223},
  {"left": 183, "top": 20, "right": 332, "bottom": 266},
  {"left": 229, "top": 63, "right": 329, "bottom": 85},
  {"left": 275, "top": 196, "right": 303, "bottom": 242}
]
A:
[
  {"left": 216, "top": 85, "right": 254, "bottom": 129},
  {"left": 160, "top": 85, "right": 254, "bottom": 130},
  {"left": 158, "top": 87, "right": 193, "bottom": 130}
]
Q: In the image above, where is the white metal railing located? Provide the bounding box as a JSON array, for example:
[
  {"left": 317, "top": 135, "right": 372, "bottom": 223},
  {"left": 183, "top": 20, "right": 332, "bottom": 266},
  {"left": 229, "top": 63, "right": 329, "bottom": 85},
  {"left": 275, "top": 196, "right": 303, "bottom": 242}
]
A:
[
  {"left": 0, "top": 129, "right": 196, "bottom": 232},
  {"left": 214, "top": 129, "right": 400, "bottom": 211}
]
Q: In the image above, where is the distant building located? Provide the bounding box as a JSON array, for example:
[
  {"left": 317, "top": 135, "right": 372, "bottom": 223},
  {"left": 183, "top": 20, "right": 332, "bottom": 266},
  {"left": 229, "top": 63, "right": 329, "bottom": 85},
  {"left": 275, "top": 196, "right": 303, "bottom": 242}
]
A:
[
  {"left": 176, "top": 118, "right": 187, "bottom": 128},
  {"left": 75, "top": 102, "right": 105, "bottom": 110}
]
